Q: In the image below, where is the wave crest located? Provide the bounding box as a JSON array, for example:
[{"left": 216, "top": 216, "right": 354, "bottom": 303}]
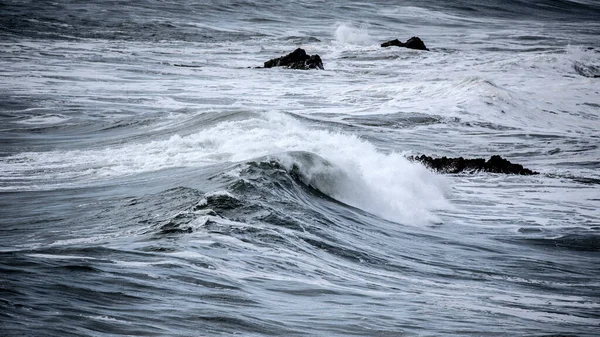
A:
[{"left": 272, "top": 150, "right": 450, "bottom": 225}]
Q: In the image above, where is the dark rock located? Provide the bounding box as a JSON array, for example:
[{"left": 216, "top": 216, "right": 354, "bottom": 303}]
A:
[
  {"left": 263, "top": 48, "right": 324, "bottom": 70},
  {"left": 404, "top": 36, "right": 428, "bottom": 51},
  {"left": 408, "top": 155, "right": 538, "bottom": 175},
  {"left": 305, "top": 54, "right": 323, "bottom": 70},
  {"left": 381, "top": 39, "right": 403, "bottom": 48},
  {"left": 381, "top": 36, "right": 429, "bottom": 51}
]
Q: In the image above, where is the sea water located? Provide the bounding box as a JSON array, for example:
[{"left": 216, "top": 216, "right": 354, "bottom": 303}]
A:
[{"left": 1, "top": 1, "right": 599, "bottom": 336}]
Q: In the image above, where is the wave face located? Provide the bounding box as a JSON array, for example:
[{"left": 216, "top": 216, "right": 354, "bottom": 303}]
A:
[{"left": 1, "top": 0, "right": 600, "bottom": 336}]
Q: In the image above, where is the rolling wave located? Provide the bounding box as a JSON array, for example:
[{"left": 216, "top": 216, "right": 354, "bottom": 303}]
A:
[{"left": 0, "top": 112, "right": 449, "bottom": 225}]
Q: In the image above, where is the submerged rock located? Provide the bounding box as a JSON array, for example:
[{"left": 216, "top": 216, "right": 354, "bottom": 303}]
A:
[
  {"left": 381, "top": 36, "right": 429, "bottom": 51},
  {"left": 263, "top": 48, "right": 324, "bottom": 70},
  {"left": 409, "top": 155, "right": 538, "bottom": 175}
]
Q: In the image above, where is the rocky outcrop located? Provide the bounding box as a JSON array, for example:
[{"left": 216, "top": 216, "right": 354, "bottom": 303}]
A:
[
  {"left": 409, "top": 155, "right": 538, "bottom": 175},
  {"left": 263, "top": 48, "right": 324, "bottom": 70},
  {"left": 381, "top": 36, "right": 428, "bottom": 51}
]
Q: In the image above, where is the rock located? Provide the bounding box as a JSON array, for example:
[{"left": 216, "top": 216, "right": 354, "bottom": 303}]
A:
[
  {"left": 408, "top": 155, "right": 538, "bottom": 175},
  {"left": 263, "top": 48, "right": 324, "bottom": 70},
  {"left": 404, "top": 36, "right": 428, "bottom": 51},
  {"left": 381, "top": 36, "right": 429, "bottom": 51},
  {"left": 381, "top": 39, "right": 403, "bottom": 48}
]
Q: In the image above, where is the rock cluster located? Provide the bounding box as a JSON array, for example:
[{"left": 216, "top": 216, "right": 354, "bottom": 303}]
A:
[
  {"left": 409, "top": 155, "right": 538, "bottom": 175},
  {"left": 263, "top": 48, "right": 324, "bottom": 70},
  {"left": 261, "top": 36, "right": 429, "bottom": 70}
]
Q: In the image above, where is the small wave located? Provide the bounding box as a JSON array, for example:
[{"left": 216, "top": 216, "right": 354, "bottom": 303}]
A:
[
  {"left": 342, "top": 112, "right": 441, "bottom": 129},
  {"left": 524, "top": 234, "right": 600, "bottom": 252},
  {"left": 394, "top": 76, "right": 518, "bottom": 116},
  {"left": 16, "top": 113, "right": 71, "bottom": 125},
  {"left": 282, "top": 35, "right": 321, "bottom": 44},
  {"left": 196, "top": 190, "right": 243, "bottom": 211}
]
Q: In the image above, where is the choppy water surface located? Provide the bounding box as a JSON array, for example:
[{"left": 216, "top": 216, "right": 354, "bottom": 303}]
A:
[{"left": 1, "top": 1, "right": 599, "bottom": 336}]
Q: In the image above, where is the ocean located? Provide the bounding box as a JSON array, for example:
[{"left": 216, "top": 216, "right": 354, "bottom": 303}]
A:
[{"left": 1, "top": 0, "right": 599, "bottom": 336}]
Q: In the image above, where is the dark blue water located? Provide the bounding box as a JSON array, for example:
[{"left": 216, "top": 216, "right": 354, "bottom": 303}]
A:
[{"left": 1, "top": 1, "right": 600, "bottom": 336}]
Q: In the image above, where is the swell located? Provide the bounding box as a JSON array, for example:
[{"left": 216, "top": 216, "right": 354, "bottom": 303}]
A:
[
  {"left": 440, "top": 0, "right": 600, "bottom": 20},
  {"left": 4, "top": 0, "right": 599, "bottom": 45},
  {"left": 2, "top": 152, "right": 599, "bottom": 336},
  {"left": 0, "top": 0, "right": 265, "bottom": 42},
  {"left": 0, "top": 157, "right": 438, "bottom": 335}
]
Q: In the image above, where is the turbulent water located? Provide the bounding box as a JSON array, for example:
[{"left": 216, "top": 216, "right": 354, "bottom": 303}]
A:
[{"left": 1, "top": 0, "right": 600, "bottom": 336}]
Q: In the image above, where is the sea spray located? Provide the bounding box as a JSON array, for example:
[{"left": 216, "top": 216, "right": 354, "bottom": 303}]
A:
[{"left": 334, "top": 23, "right": 375, "bottom": 46}]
